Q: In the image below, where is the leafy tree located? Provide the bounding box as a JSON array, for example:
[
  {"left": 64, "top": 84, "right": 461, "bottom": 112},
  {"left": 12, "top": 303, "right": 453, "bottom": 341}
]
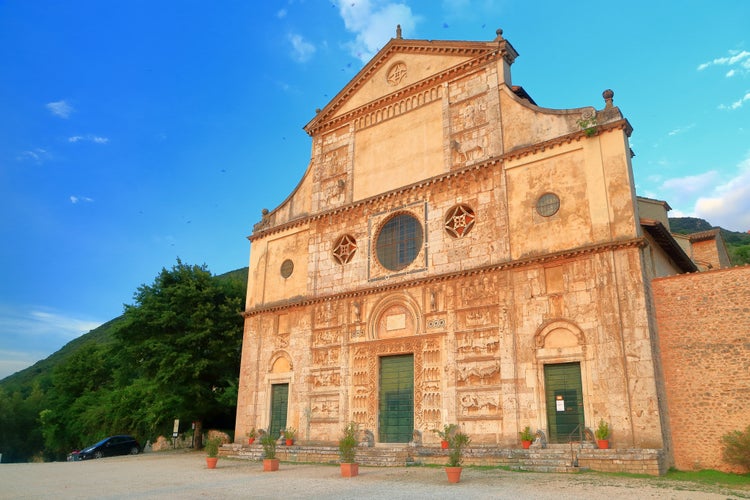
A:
[{"left": 113, "top": 259, "right": 245, "bottom": 448}]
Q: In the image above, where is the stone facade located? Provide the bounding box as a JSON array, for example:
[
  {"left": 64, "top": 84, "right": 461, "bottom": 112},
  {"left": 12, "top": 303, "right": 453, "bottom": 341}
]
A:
[
  {"left": 653, "top": 266, "right": 750, "bottom": 472},
  {"left": 234, "top": 29, "right": 746, "bottom": 474}
]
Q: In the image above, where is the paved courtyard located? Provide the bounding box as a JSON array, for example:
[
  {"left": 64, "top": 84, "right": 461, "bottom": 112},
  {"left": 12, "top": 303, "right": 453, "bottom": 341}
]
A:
[{"left": 0, "top": 450, "right": 747, "bottom": 499}]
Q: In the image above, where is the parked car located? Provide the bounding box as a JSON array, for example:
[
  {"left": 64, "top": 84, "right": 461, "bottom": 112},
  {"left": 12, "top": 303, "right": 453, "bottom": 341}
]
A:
[{"left": 76, "top": 435, "right": 141, "bottom": 460}]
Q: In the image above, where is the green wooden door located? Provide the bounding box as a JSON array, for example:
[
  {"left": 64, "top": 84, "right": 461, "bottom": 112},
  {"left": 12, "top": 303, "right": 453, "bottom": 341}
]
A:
[
  {"left": 269, "top": 383, "right": 289, "bottom": 439},
  {"left": 544, "top": 363, "right": 584, "bottom": 443},
  {"left": 378, "top": 355, "right": 414, "bottom": 443}
]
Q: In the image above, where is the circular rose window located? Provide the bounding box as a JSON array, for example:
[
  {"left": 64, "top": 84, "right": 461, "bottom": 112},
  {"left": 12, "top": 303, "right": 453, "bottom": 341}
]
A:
[{"left": 375, "top": 213, "right": 423, "bottom": 271}]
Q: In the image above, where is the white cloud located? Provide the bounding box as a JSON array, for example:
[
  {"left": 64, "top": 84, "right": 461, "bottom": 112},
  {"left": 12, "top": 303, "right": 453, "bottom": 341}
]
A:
[
  {"left": 697, "top": 49, "right": 750, "bottom": 74},
  {"left": 718, "top": 91, "right": 750, "bottom": 110},
  {"left": 17, "top": 148, "right": 50, "bottom": 164},
  {"left": 277, "top": 8, "right": 287, "bottom": 19},
  {"left": 337, "top": 0, "right": 420, "bottom": 62},
  {"left": 288, "top": 33, "right": 316, "bottom": 62},
  {"left": 0, "top": 305, "right": 103, "bottom": 379},
  {"left": 68, "top": 134, "right": 109, "bottom": 144},
  {"left": 667, "top": 124, "right": 695, "bottom": 136},
  {"left": 70, "top": 195, "right": 94, "bottom": 204},
  {"left": 46, "top": 99, "right": 74, "bottom": 118},
  {"left": 660, "top": 170, "right": 719, "bottom": 194},
  {"left": 693, "top": 155, "right": 750, "bottom": 232}
]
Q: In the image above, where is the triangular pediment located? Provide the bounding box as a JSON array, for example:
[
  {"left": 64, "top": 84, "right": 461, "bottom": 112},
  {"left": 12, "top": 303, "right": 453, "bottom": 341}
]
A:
[{"left": 304, "top": 35, "right": 515, "bottom": 135}]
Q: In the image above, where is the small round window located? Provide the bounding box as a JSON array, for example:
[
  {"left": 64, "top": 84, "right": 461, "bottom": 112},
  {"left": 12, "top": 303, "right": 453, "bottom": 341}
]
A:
[
  {"left": 536, "top": 193, "right": 560, "bottom": 217},
  {"left": 280, "top": 259, "right": 294, "bottom": 278},
  {"left": 375, "top": 213, "right": 423, "bottom": 271},
  {"left": 445, "top": 204, "right": 476, "bottom": 238},
  {"left": 332, "top": 234, "right": 357, "bottom": 265}
]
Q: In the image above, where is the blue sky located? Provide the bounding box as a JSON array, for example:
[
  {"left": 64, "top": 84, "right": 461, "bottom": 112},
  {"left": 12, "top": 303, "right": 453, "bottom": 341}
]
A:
[{"left": 1, "top": 0, "right": 749, "bottom": 380}]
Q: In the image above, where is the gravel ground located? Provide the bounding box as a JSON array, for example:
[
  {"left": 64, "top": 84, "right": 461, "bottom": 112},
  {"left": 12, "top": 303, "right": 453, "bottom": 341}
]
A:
[{"left": 1, "top": 449, "right": 747, "bottom": 500}]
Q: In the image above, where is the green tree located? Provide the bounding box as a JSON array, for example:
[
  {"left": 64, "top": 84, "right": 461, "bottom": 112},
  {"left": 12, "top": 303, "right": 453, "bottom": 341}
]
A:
[{"left": 114, "top": 259, "right": 245, "bottom": 448}]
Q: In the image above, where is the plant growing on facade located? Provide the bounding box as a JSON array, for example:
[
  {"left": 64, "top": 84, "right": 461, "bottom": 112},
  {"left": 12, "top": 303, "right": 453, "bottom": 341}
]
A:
[{"left": 576, "top": 115, "right": 598, "bottom": 137}]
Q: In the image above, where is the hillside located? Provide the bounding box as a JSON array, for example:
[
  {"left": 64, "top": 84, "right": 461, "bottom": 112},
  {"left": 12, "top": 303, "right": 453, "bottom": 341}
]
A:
[{"left": 0, "top": 267, "right": 248, "bottom": 392}]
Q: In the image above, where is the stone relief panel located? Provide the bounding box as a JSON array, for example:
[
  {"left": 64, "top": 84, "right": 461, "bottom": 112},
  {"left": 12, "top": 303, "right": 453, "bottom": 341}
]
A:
[
  {"left": 314, "top": 301, "right": 342, "bottom": 329},
  {"left": 450, "top": 96, "right": 489, "bottom": 132},
  {"left": 451, "top": 129, "right": 489, "bottom": 168},
  {"left": 312, "top": 346, "right": 340, "bottom": 367},
  {"left": 310, "top": 368, "right": 341, "bottom": 390},
  {"left": 456, "top": 360, "right": 501, "bottom": 387},
  {"left": 456, "top": 329, "right": 500, "bottom": 357},
  {"left": 458, "top": 275, "right": 501, "bottom": 308},
  {"left": 456, "top": 306, "right": 500, "bottom": 332},
  {"left": 319, "top": 175, "right": 347, "bottom": 206},
  {"left": 458, "top": 389, "right": 502, "bottom": 419},
  {"left": 310, "top": 394, "right": 340, "bottom": 422},
  {"left": 312, "top": 328, "right": 342, "bottom": 347}
]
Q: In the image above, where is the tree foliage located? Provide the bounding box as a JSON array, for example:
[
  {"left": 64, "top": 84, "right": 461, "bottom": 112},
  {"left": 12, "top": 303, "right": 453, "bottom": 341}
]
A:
[{"left": 0, "top": 260, "right": 246, "bottom": 461}]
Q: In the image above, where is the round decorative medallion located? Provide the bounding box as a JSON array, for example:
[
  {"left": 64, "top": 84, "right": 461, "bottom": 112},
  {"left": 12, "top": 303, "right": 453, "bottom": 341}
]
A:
[
  {"left": 445, "top": 204, "right": 476, "bottom": 238},
  {"left": 332, "top": 234, "right": 357, "bottom": 264},
  {"left": 386, "top": 62, "right": 407, "bottom": 86},
  {"left": 536, "top": 193, "right": 560, "bottom": 217},
  {"left": 280, "top": 259, "right": 294, "bottom": 278}
]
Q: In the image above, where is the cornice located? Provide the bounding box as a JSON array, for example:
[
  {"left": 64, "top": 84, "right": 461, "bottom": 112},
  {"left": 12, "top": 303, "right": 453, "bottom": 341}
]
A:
[{"left": 243, "top": 237, "right": 646, "bottom": 318}]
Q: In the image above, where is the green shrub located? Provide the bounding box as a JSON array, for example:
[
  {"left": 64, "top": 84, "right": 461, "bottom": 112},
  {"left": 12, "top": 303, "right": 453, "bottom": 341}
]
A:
[
  {"left": 204, "top": 437, "right": 221, "bottom": 458},
  {"left": 338, "top": 422, "right": 358, "bottom": 463},
  {"left": 721, "top": 425, "right": 750, "bottom": 470}
]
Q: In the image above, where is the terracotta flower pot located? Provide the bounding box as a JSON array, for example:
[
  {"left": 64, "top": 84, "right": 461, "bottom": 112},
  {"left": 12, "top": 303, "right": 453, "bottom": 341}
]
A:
[
  {"left": 206, "top": 457, "right": 218, "bottom": 469},
  {"left": 597, "top": 439, "right": 609, "bottom": 449},
  {"left": 248, "top": 438, "right": 255, "bottom": 445},
  {"left": 445, "top": 466, "right": 462, "bottom": 483},
  {"left": 440, "top": 440, "right": 449, "bottom": 449},
  {"left": 522, "top": 440, "right": 532, "bottom": 449},
  {"left": 285, "top": 438, "right": 294, "bottom": 446},
  {"left": 263, "top": 458, "right": 280, "bottom": 472},
  {"left": 340, "top": 462, "right": 359, "bottom": 477}
]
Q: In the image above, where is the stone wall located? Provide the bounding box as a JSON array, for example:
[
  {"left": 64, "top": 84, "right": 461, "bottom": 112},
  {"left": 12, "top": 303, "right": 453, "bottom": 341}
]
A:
[{"left": 652, "top": 266, "right": 750, "bottom": 472}]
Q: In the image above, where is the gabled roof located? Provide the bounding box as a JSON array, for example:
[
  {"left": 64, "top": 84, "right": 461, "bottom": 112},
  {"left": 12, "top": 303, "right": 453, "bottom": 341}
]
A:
[
  {"left": 641, "top": 218, "right": 698, "bottom": 273},
  {"left": 304, "top": 28, "right": 518, "bottom": 136}
]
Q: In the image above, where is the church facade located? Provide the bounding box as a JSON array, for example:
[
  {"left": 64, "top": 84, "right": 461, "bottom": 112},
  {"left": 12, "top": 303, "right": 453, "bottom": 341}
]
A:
[{"left": 234, "top": 28, "right": 743, "bottom": 472}]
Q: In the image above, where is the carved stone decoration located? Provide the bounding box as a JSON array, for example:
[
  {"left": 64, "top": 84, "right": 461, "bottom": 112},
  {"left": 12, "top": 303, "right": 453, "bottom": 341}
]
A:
[
  {"left": 310, "top": 368, "right": 341, "bottom": 389},
  {"left": 312, "top": 347, "right": 340, "bottom": 367},
  {"left": 310, "top": 395, "right": 340, "bottom": 421},
  {"left": 445, "top": 204, "right": 476, "bottom": 238},
  {"left": 369, "top": 293, "right": 422, "bottom": 340},
  {"left": 455, "top": 360, "right": 501, "bottom": 387},
  {"left": 458, "top": 390, "right": 501, "bottom": 418},
  {"left": 535, "top": 320, "right": 586, "bottom": 349},
  {"left": 349, "top": 336, "right": 438, "bottom": 434},
  {"left": 386, "top": 61, "right": 407, "bottom": 86},
  {"left": 333, "top": 234, "right": 357, "bottom": 265},
  {"left": 274, "top": 333, "right": 290, "bottom": 349},
  {"left": 458, "top": 274, "right": 501, "bottom": 308},
  {"left": 456, "top": 330, "right": 500, "bottom": 357},
  {"left": 312, "top": 329, "right": 342, "bottom": 347},
  {"left": 314, "top": 301, "right": 341, "bottom": 328}
]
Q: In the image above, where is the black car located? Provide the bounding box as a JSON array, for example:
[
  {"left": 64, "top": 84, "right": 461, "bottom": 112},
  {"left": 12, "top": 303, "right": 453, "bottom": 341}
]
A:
[{"left": 76, "top": 435, "right": 141, "bottom": 460}]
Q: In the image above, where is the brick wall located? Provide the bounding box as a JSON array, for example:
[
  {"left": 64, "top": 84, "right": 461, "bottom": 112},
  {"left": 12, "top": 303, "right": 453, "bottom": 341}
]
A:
[{"left": 652, "top": 266, "right": 750, "bottom": 472}]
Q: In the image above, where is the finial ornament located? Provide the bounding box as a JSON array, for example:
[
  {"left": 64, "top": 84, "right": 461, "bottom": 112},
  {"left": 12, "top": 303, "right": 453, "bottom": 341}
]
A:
[
  {"left": 396, "top": 24, "right": 402, "bottom": 39},
  {"left": 603, "top": 89, "right": 614, "bottom": 108},
  {"left": 495, "top": 28, "right": 504, "bottom": 41}
]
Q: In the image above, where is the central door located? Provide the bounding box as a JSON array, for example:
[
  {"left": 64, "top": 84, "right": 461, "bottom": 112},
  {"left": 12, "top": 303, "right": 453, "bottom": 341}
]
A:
[
  {"left": 269, "top": 383, "right": 289, "bottom": 439},
  {"left": 544, "top": 362, "right": 584, "bottom": 443},
  {"left": 378, "top": 354, "right": 414, "bottom": 443}
]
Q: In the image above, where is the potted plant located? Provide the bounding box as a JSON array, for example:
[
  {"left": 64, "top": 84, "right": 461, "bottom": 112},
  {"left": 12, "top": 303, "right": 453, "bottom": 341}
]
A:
[
  {"left": 445, "top": 427, "right": 470, "bottom": 483},
  {"left": 246, "top": 428, "right": 257, "bottom": 445},
  {"left": 204, "top": 437, "right": 221, "bottom": 469},
  {"left": 519, "top": 426, "right": 534, "bottom": 449},
  {"left": 432, "top": 423, "right": 458, "bottom": 450},
  {"left": 595, "top": 419, "right": 610, "bottom": 449},
  {"left": 261, "top": 433, "right": 279, "bottom": 471},
  {"left": 283, "top": 427, "right": 296, "bottom": 446},
  {"left": 338, "top": 422, "right": 359, "bottom": 477}
]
